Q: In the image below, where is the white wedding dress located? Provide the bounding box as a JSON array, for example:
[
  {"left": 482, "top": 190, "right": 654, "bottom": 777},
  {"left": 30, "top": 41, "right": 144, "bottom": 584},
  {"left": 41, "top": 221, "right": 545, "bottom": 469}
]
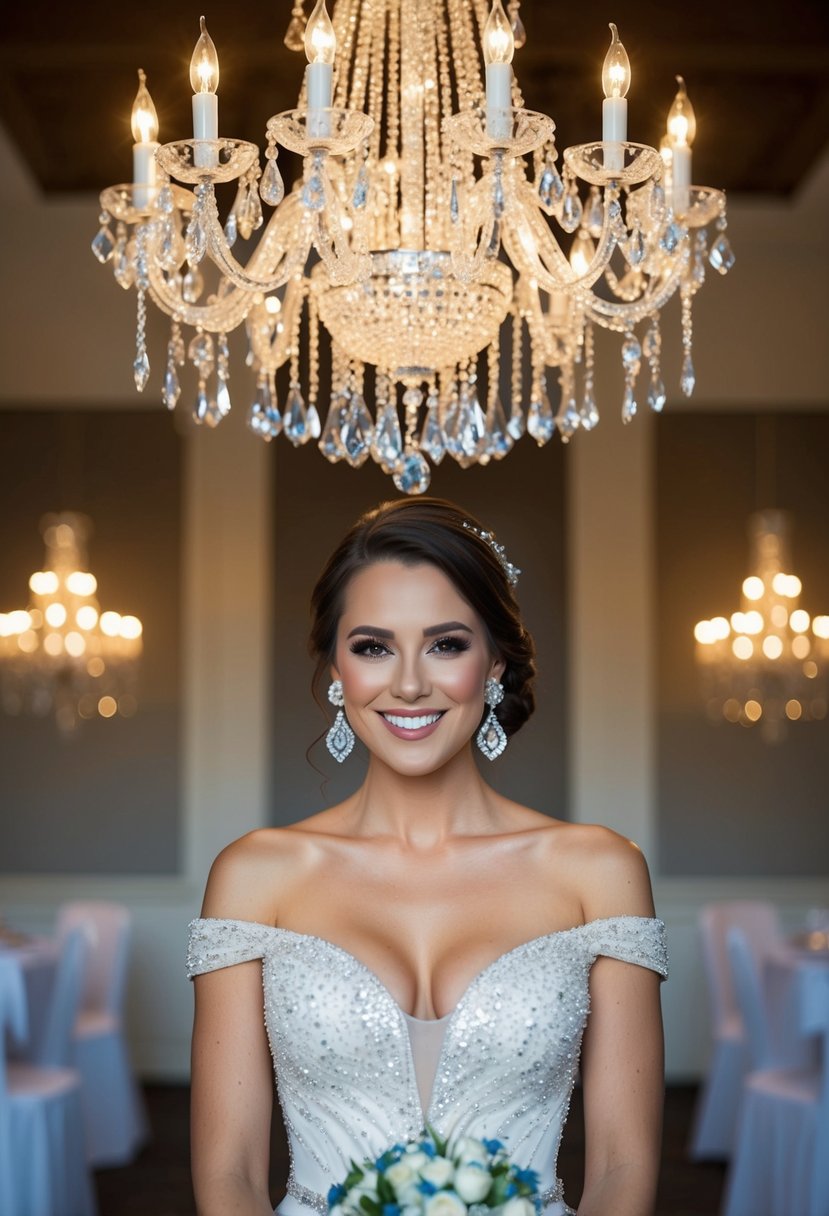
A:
[{"left": 187, "top": 915, "right": 668, "bottom": 1216}]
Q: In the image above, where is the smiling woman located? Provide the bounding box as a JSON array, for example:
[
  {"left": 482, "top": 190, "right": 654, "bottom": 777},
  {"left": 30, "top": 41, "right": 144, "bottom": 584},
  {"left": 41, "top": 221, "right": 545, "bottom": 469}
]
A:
[{"left": 188, "top": 498, "right": 667, "bottom": 1216}]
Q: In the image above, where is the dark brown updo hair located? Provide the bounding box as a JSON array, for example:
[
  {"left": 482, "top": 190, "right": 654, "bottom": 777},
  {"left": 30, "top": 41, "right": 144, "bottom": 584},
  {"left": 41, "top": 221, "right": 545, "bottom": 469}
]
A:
[{"left": 309, "top": 499, "right": 536, "bottom": 737}]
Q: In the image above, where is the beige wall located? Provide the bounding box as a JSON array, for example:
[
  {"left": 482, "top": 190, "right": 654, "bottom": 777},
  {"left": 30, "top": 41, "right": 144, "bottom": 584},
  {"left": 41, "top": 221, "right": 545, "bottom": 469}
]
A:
[{"left": 2, "top": 125, "right": 828, "bottom": 1079}]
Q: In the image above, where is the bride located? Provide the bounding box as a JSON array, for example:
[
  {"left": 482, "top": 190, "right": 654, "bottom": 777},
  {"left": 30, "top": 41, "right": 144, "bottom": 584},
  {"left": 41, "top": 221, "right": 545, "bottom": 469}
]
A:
[{"left": 188, "top": 498, "right": 667, "bottom": 1216}]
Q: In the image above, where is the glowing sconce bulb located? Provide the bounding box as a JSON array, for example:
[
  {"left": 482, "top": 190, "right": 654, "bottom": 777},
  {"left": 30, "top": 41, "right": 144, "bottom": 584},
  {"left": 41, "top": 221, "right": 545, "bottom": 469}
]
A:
[
  {"left": 305, "top": 0, "right": 336, "bottom": 138},
  {"left": 483, "top": 0, "right": 514, "bottom": 140},
  {"left": 483, "top": 0, "right": 515, "bottom": 65},
  {"left": 601, "top": 24, "right": 630, "bottom": 170},
  {"left": 304, "top": 0, "right": 336, "bottom": 65},
  {"left": 601, "top": 22, "right": 631, "bottom": 100},
  {"left": 569, "top": 229, "right": 594, "bottom": 278},
  {"left": 190, "top": 16, "right": 220, "bottom": 94},
  {"left": 666, "top": 75, "right": 696, "bottom": 148},
  {"left": 131, "top": 69, "right": 159, "bottom": 144},
  {"left": 666, "top": 76, "right": 695, "bottom": 215},
  {"left": 130, "top": 69, "right": 160, "bottom": 206},
  {"left": 191, "top": 17, "right": 220, "bottom": 167}
]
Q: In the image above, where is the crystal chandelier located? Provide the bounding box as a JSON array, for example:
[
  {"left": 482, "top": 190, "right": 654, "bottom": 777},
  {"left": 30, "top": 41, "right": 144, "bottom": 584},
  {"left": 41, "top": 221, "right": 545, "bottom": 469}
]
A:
[
  {"left": 694, "top": 511, "right": 829, "bottom": 741},
  {"left": 93, "top": 0, "right": 733, "bottom": 495},
  {"left": 0, "top": 514, "right": 143, "bottom": 734}
]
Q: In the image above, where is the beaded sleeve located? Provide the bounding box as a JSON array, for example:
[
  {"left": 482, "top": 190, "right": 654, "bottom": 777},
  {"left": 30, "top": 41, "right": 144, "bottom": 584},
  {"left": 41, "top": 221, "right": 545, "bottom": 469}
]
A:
[
  {"left": 186, "top": 916, "right": 276, "bottom": 979},
  {"left": 582, "top": 915, "right": 669, "bottom": 979}
]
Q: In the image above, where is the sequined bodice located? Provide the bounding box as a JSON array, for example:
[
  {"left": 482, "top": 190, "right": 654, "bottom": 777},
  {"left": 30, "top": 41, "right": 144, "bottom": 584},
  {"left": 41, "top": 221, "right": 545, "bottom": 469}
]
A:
[{"left": 187, "top": 915, "right": 667, "bottom": 1216}]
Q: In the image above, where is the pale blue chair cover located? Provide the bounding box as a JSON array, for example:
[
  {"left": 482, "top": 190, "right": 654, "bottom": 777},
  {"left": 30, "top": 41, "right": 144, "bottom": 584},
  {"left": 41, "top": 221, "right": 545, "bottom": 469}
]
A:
[
  {"left": 0, "top": 930, "right": 96, "bottom": 1216},
  {"left": 723, "top": 926, "right": 829, "bottom": 1216}
]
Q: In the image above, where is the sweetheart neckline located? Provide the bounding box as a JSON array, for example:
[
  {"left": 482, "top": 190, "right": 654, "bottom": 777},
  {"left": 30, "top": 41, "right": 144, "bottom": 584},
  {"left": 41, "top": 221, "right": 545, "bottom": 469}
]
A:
[{"left": 194, "top": 913, "right": 660, "bottom": 1023}]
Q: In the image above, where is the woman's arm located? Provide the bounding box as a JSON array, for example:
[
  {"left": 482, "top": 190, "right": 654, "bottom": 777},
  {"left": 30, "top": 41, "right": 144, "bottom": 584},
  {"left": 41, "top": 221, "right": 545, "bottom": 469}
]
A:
[
  {"left": 576, "top": 830, "right": 665, "bottom": 1216},
  {"left": 190, "top": 836, "right": 283, "bottom": 1216}
]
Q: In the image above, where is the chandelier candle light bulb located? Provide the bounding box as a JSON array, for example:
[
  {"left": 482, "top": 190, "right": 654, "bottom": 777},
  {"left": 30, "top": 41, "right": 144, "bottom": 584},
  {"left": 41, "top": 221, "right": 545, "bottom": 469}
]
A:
[
  {"left": 601, "top": 23, "right": 630, "bottom": 171},
  {"left": 130, "top": 69, "right": 159, "bottom": 208},
  {"left": 666, "top": 76, "right": 695, "bottom": 215},
  {"left": 483, "top": 0, "right": 515, "bottom": 141},
  {"left": 190, "top": 16, "right": 220, "bottom": 168},
  {"left": 305, "top": 0, "right": 336, "bottom": 139}
]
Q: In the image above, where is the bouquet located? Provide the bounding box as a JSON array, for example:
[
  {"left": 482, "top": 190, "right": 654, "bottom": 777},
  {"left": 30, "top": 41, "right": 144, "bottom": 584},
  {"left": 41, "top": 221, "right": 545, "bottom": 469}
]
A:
[{"left": 327, "top": 1128, "right": 540, "bottom": 1216}]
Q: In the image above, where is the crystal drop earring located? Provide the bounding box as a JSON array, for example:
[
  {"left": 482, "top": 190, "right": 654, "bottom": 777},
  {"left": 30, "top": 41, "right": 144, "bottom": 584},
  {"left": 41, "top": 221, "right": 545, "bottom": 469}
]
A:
[
  {"left": 326, "top": 679, "right": 355, "bottom": 763},
  {"left": 477, "top": 676, "right": 508, "bottom": 761}
]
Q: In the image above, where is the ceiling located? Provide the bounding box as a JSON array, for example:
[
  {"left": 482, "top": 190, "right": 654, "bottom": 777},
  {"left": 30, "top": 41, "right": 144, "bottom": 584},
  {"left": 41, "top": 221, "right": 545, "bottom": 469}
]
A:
[{"left": 0, "top": 0, "right": 827, "bottom": 197}]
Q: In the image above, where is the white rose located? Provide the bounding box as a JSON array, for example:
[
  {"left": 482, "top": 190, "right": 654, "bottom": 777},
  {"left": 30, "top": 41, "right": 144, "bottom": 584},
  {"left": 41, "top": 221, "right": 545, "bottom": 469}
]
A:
[
  {"left": 424, "top": 1192, "right": 467, "bottom": 1216},
  {"left": 453, "top": 1165, "right": 492, "bottom": 1204},
  {"left": 403, "top": 1151, "right": 430, "bottom": 1173},
  {"left": 502, "top": 1198, "right": 536, "bottom": 1216},
  {"left": 452, "top": 1138, "right": 488, "bottom": 1167},
  {"left": 420, "top": 1158, "right": 455, "bottom": 1189},
  {"left": 386, "top": 1162, "right": 417, "bottom": 1191},
  {"left": 398, "top": 1186, "right": 424, "bottom": 1209}
]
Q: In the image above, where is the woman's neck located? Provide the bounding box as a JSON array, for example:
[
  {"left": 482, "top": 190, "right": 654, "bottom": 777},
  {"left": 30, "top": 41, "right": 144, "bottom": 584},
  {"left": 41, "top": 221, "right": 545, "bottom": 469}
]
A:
[{"left": 346, "top": 746, "right": 503, "bottom": 848}]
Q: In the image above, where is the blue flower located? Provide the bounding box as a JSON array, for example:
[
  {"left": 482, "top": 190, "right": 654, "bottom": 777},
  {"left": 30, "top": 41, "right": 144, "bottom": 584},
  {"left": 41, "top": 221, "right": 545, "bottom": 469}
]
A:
[
  {"left": 420, "top": 1140, "right": 437, "bottom": 1159},
  {"left": 514, "top": 1168, "right": 540, "bottom": 1188},
  {"left": 383, "top": 1206, "right": 401, "bottom": 1216},
  {"left": 505, "top": 1183, "right": 517, "bottom": 1198},
  {"left": 417, "top": 1181, "right": 438, "bottom": 1195},
  {"left": 327, "top": 1184, "right": 347, "bottom": 1206},
  {"left": 483, "top": 1139, "right": 504, "bottom": 1155}
]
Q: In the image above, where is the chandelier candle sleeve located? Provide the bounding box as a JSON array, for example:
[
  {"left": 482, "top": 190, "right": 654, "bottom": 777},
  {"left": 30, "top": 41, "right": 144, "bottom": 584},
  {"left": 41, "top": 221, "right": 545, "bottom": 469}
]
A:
[
  {"left": 305, "top": 0, "right": 336, "bottom": 139},
  {"left": 666, "top": 76, "right": 695, "bottom": 214},
  {"left": 483, "top": 0, "right": 514, "bottom": 141},
  {"left": 601, "top": 24, "right": 630, "bottom": 171},
  {"left": 190, "top": 17, "right": 220, "bottom": 168},
  {"left": 130, "top": 70, "right": 159, "bottom": 208}
]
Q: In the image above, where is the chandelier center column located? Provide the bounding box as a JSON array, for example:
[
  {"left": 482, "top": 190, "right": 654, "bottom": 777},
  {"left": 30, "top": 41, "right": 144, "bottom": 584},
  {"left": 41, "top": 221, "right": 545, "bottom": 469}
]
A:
[{"left": 399, "top": 0, "right": 425, "bottom": 250}]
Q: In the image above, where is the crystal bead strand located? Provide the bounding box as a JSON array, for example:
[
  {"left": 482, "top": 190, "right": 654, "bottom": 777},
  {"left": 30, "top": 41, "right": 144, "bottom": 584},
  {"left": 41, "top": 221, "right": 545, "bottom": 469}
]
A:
[
  {"left": 579, "top": 321, "right": 599, "bottom": 430},
  {"left": 133, "top": 224, "right": 151, "bottom": 391},
  {"left": 507, "top": 307, "right": 526, "bottom": 440},
  {"left": 285, "top": 287, "right": 310, "bottom": 445},
  {"left": 620, "top": 330, "right": 642, "bottom": 424},
  {"left": 643, "top": 316, "right": 666, "bottom": 412},
  {"left": 680, "top": 282, "right": 695, "bottom": 397},
  {"left": 307, "top": 292, "right": 322, "bottom": 439}
]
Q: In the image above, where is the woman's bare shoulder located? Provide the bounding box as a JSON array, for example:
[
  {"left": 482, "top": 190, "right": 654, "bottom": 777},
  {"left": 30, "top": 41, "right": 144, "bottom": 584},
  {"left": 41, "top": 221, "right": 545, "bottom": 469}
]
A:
[
  {"left": 200, "top": 820, "right": 332, "bottom": 923},
  {"left": 556, "top": 820, "right": 655, "bottom": 921}
]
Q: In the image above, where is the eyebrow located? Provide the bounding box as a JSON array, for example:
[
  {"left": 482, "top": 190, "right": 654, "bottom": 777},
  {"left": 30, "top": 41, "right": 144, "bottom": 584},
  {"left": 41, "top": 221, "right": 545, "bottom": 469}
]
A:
[{"left": 346, "top": 621, "right": 474, "bottom": 640}]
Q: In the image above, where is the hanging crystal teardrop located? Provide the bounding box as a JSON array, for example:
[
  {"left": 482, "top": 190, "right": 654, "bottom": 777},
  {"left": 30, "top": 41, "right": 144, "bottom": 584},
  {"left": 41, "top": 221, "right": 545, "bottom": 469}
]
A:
[
  {"left": 709, "top": 234, "right": 735, "bottom": 274},
  {"left": 393, "top": 449, "right": 432, "bottom": 495},
  {"left": 91, "top": 223, "right": 115, "bottom": 264},
  {"left": 484, "top": 396, "right": 513, "bottom": 459},
  {"left": 420, "top": 401, "right": 446, "bottom": 464},
  {"left": 283, "top": 385, "right": 310, "bottom": 446},
  {"left": 260, "top": 156, "right": 286, "bottom": 207},
  {"left": 162, "top": 359, "right": 180, "bottom": 411},
  {"left": 527, "top": 393, "right": 555, "bottom": 445},
  {"left": 341, "top": 395, "right": 374, "bottom": 466},
  {"left": 371, "top": 402, "right": 404, "bottom": 470},
  {"left": 319, "top": 395, "right": 348, "bottom": 462}
]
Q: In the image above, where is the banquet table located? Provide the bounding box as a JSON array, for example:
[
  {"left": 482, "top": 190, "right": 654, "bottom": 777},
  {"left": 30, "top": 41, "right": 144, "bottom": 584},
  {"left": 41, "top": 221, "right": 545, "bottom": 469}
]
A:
[
  {"left": 0, "top": 934, "right": 59, "bottom": 1063},
  {"left": 764, "top": 938, "right": 829, "bottom": 1070}
]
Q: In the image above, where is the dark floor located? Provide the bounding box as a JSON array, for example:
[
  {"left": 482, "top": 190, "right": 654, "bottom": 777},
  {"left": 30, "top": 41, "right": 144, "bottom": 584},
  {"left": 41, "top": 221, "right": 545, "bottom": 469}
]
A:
[{"left": 95, "top": 1084, "right": 727, "bottom": 1216}]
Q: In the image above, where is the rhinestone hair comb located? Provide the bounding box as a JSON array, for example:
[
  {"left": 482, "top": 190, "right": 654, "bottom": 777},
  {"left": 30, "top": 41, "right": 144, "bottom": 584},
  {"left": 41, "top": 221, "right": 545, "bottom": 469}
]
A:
[{"left": 462, "top": 521, "right": 521, "bottom": 587}]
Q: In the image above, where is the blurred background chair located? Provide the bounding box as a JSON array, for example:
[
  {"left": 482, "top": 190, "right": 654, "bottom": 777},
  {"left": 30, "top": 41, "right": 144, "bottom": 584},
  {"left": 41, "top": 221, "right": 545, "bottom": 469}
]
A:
[
  {"left": 0, "top": 931, "right": 96, "bottom": 1216},
  {"left": 56, "top": 900, "right": 149, "bottom": 1167},
  {"left": 689, "top": 900, "right": 782, "bottom": 1160},
  {"left": 722, "top": 926, "right": 829, "bottom": 1216}
]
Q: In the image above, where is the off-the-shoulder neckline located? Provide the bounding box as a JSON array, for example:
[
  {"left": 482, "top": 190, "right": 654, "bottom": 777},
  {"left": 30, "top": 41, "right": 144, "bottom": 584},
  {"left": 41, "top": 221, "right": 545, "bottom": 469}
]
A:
[{"left": 190, "top": 914, "right": 665, "bottom": 1021}]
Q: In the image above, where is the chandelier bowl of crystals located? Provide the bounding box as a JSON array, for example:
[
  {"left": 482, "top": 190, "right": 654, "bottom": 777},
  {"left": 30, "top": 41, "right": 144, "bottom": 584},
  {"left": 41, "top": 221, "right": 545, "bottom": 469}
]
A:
[
  {"left": 0, "top": 515, "right": 143, "bottom": 735},
  {"left": 93, "top": 0, "right": 734, "bottom": 494},
  {"left": 694, "top": 510, "right": 829, "bottom": 742}
]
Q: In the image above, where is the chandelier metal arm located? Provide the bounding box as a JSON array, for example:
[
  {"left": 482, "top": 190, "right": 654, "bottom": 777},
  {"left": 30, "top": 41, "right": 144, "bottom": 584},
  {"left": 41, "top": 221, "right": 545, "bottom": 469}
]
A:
[
  {"left": 585, "top": 244, "right": 691, "bottom": 333},
  {"left": 501, "top": 184, "right": 618, "bottom": 294}
]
